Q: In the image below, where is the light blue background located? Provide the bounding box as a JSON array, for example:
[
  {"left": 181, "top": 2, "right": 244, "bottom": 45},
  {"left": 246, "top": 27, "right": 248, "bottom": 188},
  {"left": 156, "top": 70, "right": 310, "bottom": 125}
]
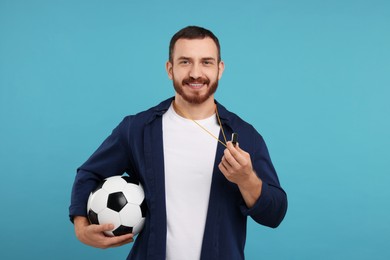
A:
[{"left": 1, "top": 0, "right": 389, "bottom": 259}]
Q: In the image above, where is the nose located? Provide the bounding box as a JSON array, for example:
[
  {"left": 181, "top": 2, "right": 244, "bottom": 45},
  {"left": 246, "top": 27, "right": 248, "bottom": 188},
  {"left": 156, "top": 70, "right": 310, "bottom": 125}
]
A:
[{"left": 189, "top": 64, "right": 202, "bottom": 79}]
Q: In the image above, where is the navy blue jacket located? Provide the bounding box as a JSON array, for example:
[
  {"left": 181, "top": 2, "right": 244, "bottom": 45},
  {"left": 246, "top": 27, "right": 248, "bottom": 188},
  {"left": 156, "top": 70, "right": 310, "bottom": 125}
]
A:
[{"left": 69, "top": 97, "right": 287, "bottom": 259}]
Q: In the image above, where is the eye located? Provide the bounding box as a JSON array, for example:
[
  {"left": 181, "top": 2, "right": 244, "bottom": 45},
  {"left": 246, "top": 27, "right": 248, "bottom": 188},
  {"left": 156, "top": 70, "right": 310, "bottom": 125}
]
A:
[
  {"left": 203, "top": 60, "right": 214, "bottom": 66},
  {"left": 179, "top": 60, "right": 190, "bottom": 65}
]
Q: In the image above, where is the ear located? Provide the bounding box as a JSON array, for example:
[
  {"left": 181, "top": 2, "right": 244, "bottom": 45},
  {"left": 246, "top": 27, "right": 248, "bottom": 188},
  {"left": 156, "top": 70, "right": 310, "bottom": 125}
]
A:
[
  {"left": 166, "top": 61, "right": 173, "bottom": 80},
  {"left": 218, "top": 61, "right": 225, "bottom": 80}
]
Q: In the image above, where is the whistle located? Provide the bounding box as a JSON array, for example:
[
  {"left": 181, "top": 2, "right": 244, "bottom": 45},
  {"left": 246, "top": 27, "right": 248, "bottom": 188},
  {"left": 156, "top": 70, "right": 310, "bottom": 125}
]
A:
[{"left": 232, "top": 133, "right": 238, "bottom": 146}]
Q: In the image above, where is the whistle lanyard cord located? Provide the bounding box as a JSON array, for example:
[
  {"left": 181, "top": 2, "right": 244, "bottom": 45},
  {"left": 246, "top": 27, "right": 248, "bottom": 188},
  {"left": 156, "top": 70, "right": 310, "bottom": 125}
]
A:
[{"left": 173, "top": 102, "right": 228, "bottom": 148}]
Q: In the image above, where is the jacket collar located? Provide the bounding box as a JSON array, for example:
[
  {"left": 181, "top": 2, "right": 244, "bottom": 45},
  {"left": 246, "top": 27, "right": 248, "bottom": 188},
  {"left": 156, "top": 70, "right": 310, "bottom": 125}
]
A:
[{"left": 147, "top": 96, "right": 234, "bottom": 127}]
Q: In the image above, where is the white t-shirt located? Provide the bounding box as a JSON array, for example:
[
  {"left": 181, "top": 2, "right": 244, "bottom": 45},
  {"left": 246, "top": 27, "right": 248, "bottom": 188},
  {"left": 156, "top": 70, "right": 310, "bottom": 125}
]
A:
[{"left": 162, "top": 103, "right": 219, "bottom": 260}]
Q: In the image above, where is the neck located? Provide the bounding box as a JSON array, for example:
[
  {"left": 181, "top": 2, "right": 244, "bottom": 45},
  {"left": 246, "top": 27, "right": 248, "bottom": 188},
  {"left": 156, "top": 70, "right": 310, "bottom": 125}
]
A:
[{"left": 173, "top": 94, "right": 216, "bottom": 120}]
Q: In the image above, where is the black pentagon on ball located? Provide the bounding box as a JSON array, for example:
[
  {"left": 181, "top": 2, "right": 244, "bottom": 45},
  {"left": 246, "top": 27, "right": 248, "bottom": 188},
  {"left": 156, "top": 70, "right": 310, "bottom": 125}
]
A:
[
  {"left": 107, "top": 192, "right": 128, "bottom": 212},
  {"left": 113, "top": 225, "right": 133, "bottom": 236},
  {"left": 140, "top": 200, "right": 147, "bottom": 217},
  {"left": 88, "top": 209, "right": 99, "bottom": 225}
]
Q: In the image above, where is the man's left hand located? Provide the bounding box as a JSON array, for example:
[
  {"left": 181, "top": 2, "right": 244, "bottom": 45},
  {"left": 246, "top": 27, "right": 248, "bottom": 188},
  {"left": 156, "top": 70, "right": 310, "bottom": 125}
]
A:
[
  {"left": 219, "top": 141, "right": 255, "bottom": 185},
  {"left": 218, "top": 141, "right": 262, "bottom": 208}
]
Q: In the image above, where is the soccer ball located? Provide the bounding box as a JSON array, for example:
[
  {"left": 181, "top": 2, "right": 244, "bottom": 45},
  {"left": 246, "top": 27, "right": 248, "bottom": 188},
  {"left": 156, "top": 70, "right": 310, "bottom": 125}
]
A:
[{"left": 87, "top": 175, "right": 147, "bottom": 236}]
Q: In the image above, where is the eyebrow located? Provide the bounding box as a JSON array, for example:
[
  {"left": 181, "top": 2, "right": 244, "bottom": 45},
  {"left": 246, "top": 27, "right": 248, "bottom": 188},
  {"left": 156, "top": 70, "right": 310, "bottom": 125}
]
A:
[
  {"left": 201, "top": 57, "right": 217, "bottom": 61},
  {"left": 177, "top": 56, "right": 217, "bottom": 61}
]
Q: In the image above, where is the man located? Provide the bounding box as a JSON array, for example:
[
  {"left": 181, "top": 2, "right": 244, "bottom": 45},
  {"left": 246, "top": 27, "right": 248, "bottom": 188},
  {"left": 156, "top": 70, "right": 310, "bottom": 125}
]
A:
[{"left": 70, "top": 25, "right": 287, "bottom": 259}]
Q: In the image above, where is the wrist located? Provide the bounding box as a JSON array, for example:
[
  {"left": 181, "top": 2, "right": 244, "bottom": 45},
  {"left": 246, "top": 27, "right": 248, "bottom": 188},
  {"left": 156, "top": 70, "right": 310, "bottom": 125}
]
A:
[
  {"left": 74, "top": 216, "right": 89, "bottom": 239},
  {"left": 238, "top": 171, "right": 261, "bottom": 190},
  {"left": 237, "top": 171, "right": 262, "bottom": 208}
]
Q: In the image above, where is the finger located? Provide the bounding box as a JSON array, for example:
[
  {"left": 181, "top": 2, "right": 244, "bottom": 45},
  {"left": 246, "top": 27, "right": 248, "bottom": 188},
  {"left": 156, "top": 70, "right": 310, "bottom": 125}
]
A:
[
  {"left": 98, "top": 233, "right": 134, "bottom": 248},
  {"left": 227, "top": 142, "right": 248, "bottom": 166},
  {"left": 107, "top": 233, "right": 134, "bottom": 247},
  {"left": 94, "top": 223, "right": 115, "bottom": 233},
  {"left": 218, "top": 162, "right": 228, "bottom": 175},
  {"left": 220, "top": 158, "right": 231, "bottom": 172},
  {"left": 223, "top": 147, "right": 240, "bottom": 169},
  {"left": 226, "top": 142, "right": 242, "bottom": 159}
]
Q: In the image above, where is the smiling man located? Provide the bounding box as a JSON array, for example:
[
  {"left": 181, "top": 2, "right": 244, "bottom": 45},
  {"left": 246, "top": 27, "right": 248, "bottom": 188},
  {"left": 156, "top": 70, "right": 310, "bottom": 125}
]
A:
[{"left": 70, "top": 26, "right": 288, "bottom": 260}]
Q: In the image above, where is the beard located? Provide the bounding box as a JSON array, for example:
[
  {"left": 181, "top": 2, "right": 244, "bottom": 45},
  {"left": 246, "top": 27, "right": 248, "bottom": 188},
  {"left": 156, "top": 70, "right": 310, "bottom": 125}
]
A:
[{"left": 172, "top": 73, "right": 219, "bottom": 104}]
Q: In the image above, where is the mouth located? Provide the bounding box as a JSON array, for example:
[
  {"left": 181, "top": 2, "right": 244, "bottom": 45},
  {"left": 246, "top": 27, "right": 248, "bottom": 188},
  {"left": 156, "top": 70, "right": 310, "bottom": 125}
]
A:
[
  {"left": 187, "top": 82, "right": 206, "bottom": 89},
  {"left": 183, "top": 78, "right": 209, "bottom": 90}
]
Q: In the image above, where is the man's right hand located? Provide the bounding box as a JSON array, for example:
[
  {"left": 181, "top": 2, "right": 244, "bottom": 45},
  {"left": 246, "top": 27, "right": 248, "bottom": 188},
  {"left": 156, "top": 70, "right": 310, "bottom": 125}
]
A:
[{"left": 74, "top": 216, "right": 134, "bottom": 249}]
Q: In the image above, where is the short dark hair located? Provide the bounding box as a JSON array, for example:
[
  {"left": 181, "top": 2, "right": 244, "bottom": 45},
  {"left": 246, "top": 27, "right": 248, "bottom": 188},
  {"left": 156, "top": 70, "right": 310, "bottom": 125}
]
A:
[{"left": 169, "top": 26, "right": 221, "bottom": 63}]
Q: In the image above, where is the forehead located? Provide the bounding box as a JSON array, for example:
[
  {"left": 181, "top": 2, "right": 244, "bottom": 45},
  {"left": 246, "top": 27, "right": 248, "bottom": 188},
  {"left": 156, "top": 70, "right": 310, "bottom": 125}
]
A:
[{"left": 172, "top": 37, "right": 219, "bottom": 60}]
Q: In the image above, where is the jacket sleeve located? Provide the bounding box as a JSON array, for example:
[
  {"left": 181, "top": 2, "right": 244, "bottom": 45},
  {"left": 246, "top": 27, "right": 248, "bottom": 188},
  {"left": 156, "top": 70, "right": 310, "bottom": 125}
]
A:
[
  {"left": 240, "top": 129, "right": 288, "bottom": 228},
  {"left": 68, "top": 116, "right": 133, "bottom": 222}
]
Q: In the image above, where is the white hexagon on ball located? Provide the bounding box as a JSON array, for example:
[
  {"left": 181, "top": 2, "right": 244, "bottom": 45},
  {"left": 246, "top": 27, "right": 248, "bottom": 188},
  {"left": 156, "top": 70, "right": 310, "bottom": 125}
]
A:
[
  {"left": 98, "top": 208, "right": 122, "bottom": 237},
  {"left": 88, "top": 189, "right": 109, "bottom": 214},
  {"left": 132, "top": 218, "right": 146, "bottom": 235},
  {"left": 102, "top": 176, "right": 127, "bottom": 193},
  {"left": 123, "top": 183, "right": 144, "bottom": 205},
  {"left": 120, "top": 203, "right": 143, "bottom": 227}
]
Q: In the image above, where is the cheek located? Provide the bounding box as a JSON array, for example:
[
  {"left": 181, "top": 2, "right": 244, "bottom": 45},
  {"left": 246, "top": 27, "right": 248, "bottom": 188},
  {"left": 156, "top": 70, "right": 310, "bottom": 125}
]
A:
[{"left": 172, "top": 69, "right": 187, "bottom": 80}]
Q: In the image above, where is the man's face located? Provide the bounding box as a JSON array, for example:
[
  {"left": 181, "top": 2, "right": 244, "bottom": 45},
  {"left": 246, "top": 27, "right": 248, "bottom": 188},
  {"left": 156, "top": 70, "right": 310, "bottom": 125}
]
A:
[{"left": 166, "top": 37, "right": 224, "bottom": 104}]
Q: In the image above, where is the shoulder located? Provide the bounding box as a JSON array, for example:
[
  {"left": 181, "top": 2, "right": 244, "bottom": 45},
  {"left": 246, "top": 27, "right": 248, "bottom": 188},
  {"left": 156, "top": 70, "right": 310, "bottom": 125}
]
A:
[{"left": 120, "top": 97, "right": 174, "bottom": 127}]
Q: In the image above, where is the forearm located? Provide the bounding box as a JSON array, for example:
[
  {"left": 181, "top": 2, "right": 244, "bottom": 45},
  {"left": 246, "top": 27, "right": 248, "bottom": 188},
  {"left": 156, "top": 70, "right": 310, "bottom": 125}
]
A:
[
  {"left": 74, "top": 216, "right": 89, "bottom": 237},
  {"left": 237, "top": 171, "right": 263, "bottom": 208}
]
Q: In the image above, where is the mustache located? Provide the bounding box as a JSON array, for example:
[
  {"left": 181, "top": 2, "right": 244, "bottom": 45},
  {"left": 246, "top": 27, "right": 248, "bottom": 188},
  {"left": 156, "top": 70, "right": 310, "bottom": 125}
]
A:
[{"left": 182, "top": 77, "right": 210, "bottom": 85}]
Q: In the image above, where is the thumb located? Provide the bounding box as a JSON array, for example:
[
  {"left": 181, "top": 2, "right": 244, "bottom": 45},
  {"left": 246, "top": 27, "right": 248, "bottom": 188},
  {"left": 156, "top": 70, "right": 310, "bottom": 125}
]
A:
[{"left": 96, "top": 223, "right": 114, "bottom": 232}]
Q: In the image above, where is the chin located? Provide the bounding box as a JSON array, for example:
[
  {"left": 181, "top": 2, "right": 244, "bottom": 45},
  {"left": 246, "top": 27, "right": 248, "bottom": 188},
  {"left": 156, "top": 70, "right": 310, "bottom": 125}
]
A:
[{"left": 174, "top": 80, "right": 218, "bottom": 105}]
